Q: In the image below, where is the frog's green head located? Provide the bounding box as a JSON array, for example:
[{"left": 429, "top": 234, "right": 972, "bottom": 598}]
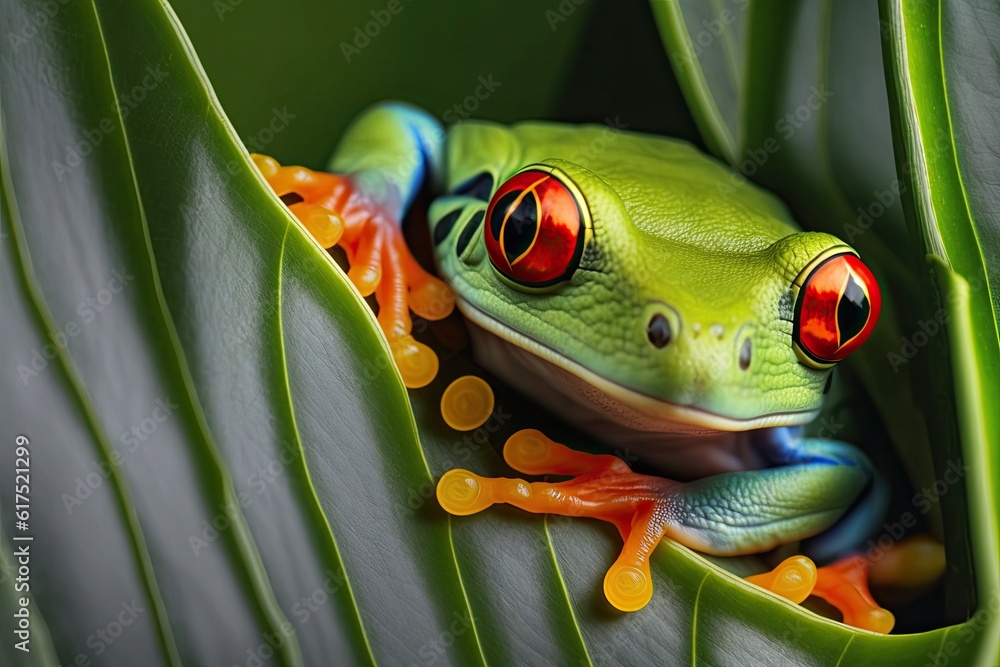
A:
[{"left": 430, "top": 121, "right": 881, "bottom": 432}]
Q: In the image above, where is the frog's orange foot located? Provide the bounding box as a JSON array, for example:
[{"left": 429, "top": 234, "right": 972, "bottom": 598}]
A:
[
  {"left": 747, "top": 553, "right": 893, "bottom": 633},
  {"left": 251, "top": 154, "right": 455, "bottom": 388},
  {"left": 437, "top": 429, "right": 677, "bottom": 612},
  {"left": 814, "top": 554, "right": 895, "bottom": 634}
]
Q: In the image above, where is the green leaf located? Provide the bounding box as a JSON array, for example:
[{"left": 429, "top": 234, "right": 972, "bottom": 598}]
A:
[
  {"left": 881, "top": 0, "right": 1000, "bottom": 635},
  {"left": 1, "top": 0, "right": 485, "bottom": 664}
]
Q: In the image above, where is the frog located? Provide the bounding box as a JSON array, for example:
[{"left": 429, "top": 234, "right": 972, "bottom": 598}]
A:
[{"left": 252, "top": 102, "right": 926, "bottom": 634}]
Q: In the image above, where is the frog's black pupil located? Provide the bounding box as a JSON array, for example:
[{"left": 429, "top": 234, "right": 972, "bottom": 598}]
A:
[
  {"left": 647, "top": 314, "right": 672, "bottom": 348},
  {"left": 500, "top": 192, "right": 538, "bottom": 265},
  {"left": 490, "top": 190, "right": 519, "bottom": 241},
  {"left": 837, "top": 274, "right": 870, "bottom": 344},
  {"left": 739, "top": 338, "right": 752, "bottom": 371},
  {"left": 451, "top": 172, "right": 494, "bottom": 201},
  {"left": 279, "top": 192, "right": 304, "bottom": 206}
]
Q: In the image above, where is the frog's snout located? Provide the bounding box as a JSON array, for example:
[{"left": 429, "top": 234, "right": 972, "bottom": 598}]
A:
[
  {"left": 644, "top": 304, "right": 759, "bottom": 404},
  {"left": 690, "top": 323, "right": 754, "bottom": 394},
  {"left": 646, "top": 309, "right": 754, "bottom": 376}
]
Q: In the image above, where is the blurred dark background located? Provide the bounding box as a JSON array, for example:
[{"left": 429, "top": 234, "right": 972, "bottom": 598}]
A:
[{"left": 170, "top": 0, "right": 703, "bottom": 168}]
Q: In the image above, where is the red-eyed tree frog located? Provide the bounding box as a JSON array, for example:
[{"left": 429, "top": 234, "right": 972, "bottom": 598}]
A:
[{"left": 252, "top": 102, "right": 938, "bottom": 634}]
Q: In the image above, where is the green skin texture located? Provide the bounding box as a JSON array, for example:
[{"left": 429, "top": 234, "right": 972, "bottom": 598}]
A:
[
  {"left": 437, "top": 122, "right": 843, "bottom": 423},
  {"left": 327, "top": 102, "right": 880, "bottom": 559}
]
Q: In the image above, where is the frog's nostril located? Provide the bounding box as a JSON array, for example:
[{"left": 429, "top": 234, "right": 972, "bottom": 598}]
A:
[
  {"left": 647, "top": 313, "right": 673, "bottom": 348},
  {"left": 739, "top": 338, "right": 752, "bottom": 371}
]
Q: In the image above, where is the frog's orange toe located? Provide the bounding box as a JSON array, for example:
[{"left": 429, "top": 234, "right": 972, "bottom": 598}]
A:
[
  {"left": 503, "top": 429, "right": 631, "bottom": 477},
  {"left": 438, "top": 429, "right": 674, "bottom": 612},
  {"left": 347, "top": 222, "right": 385, "bottom": 296},
  {"left": 289, "top": 203, "right": 344, "bottom": 248},
  {"left": 813, "top": 554, "right": 895, "bottom": 634},
  {"left": 250, "top": 153, "right": 280, "bottom": 178},
  {"left": 437, "top": 469, "right": 494, "bottom": 516},
  {"left": 390, "top": 335, "right": 439, "bottom": 389},
  {"left": 746, "top": 555, "right": 818, "bottom": 604},
  {"left": 409, "top": 275, "right": 456, "bottom": 321},
  {"left": 440, "top": 376, "right": 494, "bottom": 431},
  {"left": 868, "top": 534, "right": 945, "bottom": 590},
  {"left": 746, "top": 553, "right": 893, "bottom": 632},
  {"left": 605, "top": 562, "right": 654, "bottom": 612}
]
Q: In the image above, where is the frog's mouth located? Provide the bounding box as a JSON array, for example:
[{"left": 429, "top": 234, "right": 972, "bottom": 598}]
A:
[{"left": 456, "top": 297, "right": 820, "bottom": 435}]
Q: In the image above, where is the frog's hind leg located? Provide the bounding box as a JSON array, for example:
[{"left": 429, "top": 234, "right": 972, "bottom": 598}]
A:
[
  {"left": 437, "top": 429, "right": 673, "bottom": 611},
  {"left": 753, "top": 428, "right": 890, "bottom": 564},
  {"left": 436, "top": 429, "right": 651, "bottom": 520},
  {"left": 744, "top": 428, "right": 895, "bottom": 633},
  {"left": 438, "top": 427, "right": 879, "bottom": 616},
  {"left": 500, "top": 429, "right": 670, "bottom": 610}
]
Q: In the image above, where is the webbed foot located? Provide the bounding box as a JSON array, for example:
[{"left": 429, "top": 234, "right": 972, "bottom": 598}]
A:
[
  {"left": 252, "top": 153, "right": 455, "bottom": 388},
  {"left": 745, "top": 554, "right": 894, "bottom": 633},
  {"left": 813, "top": 554, "right": 895, "bottom": 633},
  {"left": 438, "top": 427, "right": 879, "bottom": 618},
  {"left": 438, "top": 429, "right": 675, "bottom": 611}
]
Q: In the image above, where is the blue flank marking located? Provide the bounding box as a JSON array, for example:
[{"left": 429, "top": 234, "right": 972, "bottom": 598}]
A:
[
  {"left": 751, "top": 427, "right": 884, "bottom": 560},
  {"left": 757, "top": 426, "right": 847, "bottom": 467}
]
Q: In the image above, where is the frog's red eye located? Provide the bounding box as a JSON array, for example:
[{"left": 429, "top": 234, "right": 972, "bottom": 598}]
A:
[
  {"left": 793, "top": 252, "right": 881, "bottom": 368},
  {"left": 483, "top": 168, "right": 585, "bottom": 288}
]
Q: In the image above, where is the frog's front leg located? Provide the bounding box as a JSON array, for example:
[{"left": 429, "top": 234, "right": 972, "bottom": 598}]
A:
[
  {"left": 252, "top": 102, "right": 453, "bottom": 388},
  {"left": 437, "top": 428, "right": 894, "bottom": 631}
]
